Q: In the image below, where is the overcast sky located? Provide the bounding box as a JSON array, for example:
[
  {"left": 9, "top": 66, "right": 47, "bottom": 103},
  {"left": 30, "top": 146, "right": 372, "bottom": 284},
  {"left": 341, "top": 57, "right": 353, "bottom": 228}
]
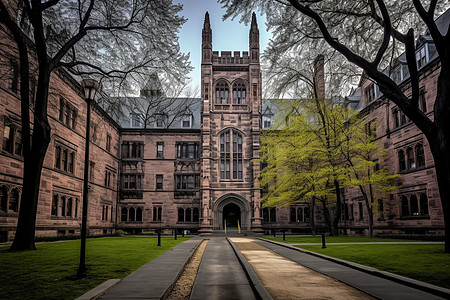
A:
[{"left": 177, "top": 0, "right": 272, "bottom": 95}]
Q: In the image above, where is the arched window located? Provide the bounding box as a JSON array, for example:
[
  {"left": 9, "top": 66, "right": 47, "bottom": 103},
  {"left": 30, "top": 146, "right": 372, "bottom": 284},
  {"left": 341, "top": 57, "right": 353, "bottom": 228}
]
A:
[
  {"left": 0, "top": 186, "right": 8, "bottom": 212},
  {"left": 193, "top": 207, "right": 199, "bottom": 222},
  {"left": 410, "top": 195, "right": 419, "bottom": 216},
  {"left": 297, "top": 207, "right": 303, "bottom": 222},
  {"left": 121, "top": 207, "right": 128, "bottom": 222},
  {"left": 406, "top": 147, "right": 415, "bottom": 170},
  {"left": 220, "top": 129, "right": 243, "bottom": 180},
  {"left": 66, "top": 198, "right": 72, "bottom": 217},
  {"left": 304, "top": 207, "right": 310, "bottom": 222},
  {"left": 2, "top": 123, "right": 14, "bottom": 153},
  {"left": 290, "top": 207, "right": 296, "bottom": 222},
  {"left": 401, "top": 196, "right": 409, "bottom": 216},
  {"left": 398, "top": 150, "right": 406, "bottom": 171},
  {"left": 136, "top": 207, "right": 142, "bottom": 222},
  {"left": 75, "top": 199, "right": 79, "bottom": 218},
  {"left": 9, "top": 189, "right": 19, "bottom": 212},
  {"left": 178, "top": 208, "right": 184, "bottom": 222},
  {"left": 420, "top": 193, "right": 429, "bottom": 215},
  {"left": 215, "top": 81, "right": 229, "bottom": 104},
  {"left": 416, "top": 144, "right": 425, "bottom": 167},
  {"left": 232, "top": 82, "right": 246, "bottom": 104},
  {"left": 186, "top": 208, "right": 192, "bottom": 222},
  {"left": 129, "top": 207, "right": 135, "bottom": 221}
]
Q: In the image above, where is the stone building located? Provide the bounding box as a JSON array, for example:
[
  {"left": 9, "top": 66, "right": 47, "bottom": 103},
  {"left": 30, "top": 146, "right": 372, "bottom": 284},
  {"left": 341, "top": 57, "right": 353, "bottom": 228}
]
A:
[{"left": 0, "top": 6, "right": 448, "bottom": 241}]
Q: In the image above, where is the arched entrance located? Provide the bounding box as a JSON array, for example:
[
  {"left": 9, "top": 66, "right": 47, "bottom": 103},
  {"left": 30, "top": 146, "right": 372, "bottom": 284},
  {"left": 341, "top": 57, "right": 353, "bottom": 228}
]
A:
[
  {"left": 223, "top": 203, "right": 241, "bottom": 228},
  {"left": 213, "top": 194, "right": 251, "bottom": 230}
]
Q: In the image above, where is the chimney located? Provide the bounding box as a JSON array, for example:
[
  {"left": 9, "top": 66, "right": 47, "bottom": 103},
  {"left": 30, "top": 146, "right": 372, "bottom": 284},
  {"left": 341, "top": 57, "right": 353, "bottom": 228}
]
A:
[{"left": 313, "top": 55, "right": 325, "bottom": 100}]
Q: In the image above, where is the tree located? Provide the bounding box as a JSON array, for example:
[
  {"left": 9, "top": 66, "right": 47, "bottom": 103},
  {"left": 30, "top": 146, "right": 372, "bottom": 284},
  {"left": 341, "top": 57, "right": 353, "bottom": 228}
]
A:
[
  {"left": 0, "top": 0, "right": 191, "bottom": 251},
  {"left": 261, "top": 96, "right": 398, "bottom": 235},
  {"left": 221, "top": 0, "right": 450, "bottom": 252}
]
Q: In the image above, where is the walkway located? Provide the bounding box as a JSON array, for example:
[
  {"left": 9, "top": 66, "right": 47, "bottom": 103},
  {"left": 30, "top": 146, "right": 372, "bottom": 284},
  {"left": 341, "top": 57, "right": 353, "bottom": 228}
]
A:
[
  {"left": 190, "top": 237, "right": 255, "bottom": 300},
  {"left": 254, "top": 238, "right": 447, "bottom": 300}
]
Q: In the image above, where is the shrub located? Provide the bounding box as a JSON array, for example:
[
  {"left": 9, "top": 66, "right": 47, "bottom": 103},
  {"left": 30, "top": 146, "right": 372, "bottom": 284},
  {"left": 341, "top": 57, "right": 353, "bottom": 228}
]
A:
[{"left": 115, "top": 230, "right": 128, "bottom": 237}]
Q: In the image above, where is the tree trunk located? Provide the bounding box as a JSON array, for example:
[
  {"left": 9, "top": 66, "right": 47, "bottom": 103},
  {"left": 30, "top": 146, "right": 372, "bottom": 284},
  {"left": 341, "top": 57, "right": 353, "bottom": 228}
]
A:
[
  {"left": 332, "top": 179, "right": 342, "bottom": 236},
  {"left": 309, "top": 196, "right": 316, "bottom": 235},
  {"left": 321, "top": 199, "right": 332, "bottom": 235},
  {"left": 10, "top": 65, "right": 51, "bottom": 251}
]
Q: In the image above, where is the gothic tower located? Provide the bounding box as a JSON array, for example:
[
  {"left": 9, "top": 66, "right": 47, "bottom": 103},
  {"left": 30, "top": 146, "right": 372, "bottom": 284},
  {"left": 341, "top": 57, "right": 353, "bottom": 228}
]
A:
[{"left": 200, "top": 12, "right": 263, "bottom": 234}]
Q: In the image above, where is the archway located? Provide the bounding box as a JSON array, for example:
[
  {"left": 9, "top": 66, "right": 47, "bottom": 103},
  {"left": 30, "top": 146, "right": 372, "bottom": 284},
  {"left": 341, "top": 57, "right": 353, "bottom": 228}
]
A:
[{"left": 223, "top": 203, "right": 241, "bottom": 228}]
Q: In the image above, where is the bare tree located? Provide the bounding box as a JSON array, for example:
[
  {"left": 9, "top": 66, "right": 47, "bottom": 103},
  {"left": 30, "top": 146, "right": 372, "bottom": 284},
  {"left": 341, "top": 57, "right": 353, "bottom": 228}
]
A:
[
  {"left": 221, "top": 0, "right": 450, "bottom": 251},
  {"left": 0, "top": 0, "right": 191, "bottom": 251}
]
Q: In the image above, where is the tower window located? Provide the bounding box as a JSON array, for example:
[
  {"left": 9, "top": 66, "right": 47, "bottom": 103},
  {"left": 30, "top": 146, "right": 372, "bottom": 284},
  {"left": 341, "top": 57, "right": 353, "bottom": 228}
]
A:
[
  {"left": 220, "top": 129, "right": 242, "bottom": 180},
  {"left": 215, "top": 82, "right": 229, "bottom": 104},
  {"left": 232, "top": 82, "right": 246, "bottom": 104}
]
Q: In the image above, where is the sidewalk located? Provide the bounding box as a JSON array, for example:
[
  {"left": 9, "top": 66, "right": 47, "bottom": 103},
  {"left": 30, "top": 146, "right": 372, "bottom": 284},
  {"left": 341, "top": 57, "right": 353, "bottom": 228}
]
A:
[
  {"left": 255, "top": 238, "right": 449, "bottom": 300},
  {"left": 97, "top": 237, "right": 203, "bottom": 300}
]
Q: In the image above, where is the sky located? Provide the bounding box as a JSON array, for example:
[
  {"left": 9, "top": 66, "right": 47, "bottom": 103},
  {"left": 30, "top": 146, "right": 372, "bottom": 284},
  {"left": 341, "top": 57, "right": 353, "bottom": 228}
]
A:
[{"left": 176, "top": 0, "right": 272, "bottom": 95}]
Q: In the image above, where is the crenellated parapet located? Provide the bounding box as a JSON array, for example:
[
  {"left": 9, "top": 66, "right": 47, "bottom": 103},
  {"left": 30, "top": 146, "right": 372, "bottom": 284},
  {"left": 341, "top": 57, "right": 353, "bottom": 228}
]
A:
[{"left": 212, "top": 51, "right": 250, "bottom": 65}]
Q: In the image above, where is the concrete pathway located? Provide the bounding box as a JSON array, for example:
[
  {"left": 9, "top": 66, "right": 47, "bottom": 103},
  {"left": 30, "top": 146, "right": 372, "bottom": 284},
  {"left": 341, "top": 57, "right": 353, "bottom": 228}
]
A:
[
  {"left": 255, "top": 238, "right": 447, "bottom": 300},
  {"left": 98, "top": 237, "right": 203, "bottom": 300},
  {"left": 288, "top": 241, "right": 445, "bottom": 245},
  {"left": 190, "top": 237, "right": 256, "bottom": 300}
]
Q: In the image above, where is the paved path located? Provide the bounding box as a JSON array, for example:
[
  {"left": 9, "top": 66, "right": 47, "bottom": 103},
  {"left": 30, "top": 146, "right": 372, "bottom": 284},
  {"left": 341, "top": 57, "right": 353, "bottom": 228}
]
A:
[
  {"left": 190, "top": 237, "right": 256, "bottom": 300},
  {"left": 288, "top": 241, "right": 445, "bottom": 245},
  {"left": 99, "top": 237, "right": 202, "bottom": 300},
  {"left": 255, "top": 238, "right": 447, "bottom": 300}
]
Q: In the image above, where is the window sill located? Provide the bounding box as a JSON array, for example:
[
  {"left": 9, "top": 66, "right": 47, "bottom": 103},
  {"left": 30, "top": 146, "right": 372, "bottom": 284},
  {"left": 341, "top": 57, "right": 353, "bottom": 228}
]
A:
[
  {"left": 399, "top": 166, "right": 426, "bottom": 174},
  {"left": 400, "top": 215, "right": 430, "bottom": 220},
  {"left": 50, "top": 216, "right": 78, "bottom": 220}
]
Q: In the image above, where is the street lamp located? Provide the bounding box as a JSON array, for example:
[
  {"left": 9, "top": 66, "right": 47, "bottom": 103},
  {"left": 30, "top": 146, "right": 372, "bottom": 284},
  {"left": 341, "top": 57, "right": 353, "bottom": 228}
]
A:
[{"left": 77, "top": 79, "right": 99, "bottom": 278}]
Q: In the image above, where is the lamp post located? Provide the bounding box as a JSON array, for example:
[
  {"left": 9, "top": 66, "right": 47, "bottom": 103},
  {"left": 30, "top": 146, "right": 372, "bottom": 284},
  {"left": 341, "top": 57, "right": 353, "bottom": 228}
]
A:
[{"left": 77, "top": 79, "right": 99, "bottom": 278}]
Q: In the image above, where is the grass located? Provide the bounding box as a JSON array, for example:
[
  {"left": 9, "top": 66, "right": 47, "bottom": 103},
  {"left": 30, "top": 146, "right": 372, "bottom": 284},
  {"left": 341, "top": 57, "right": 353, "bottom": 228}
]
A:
[
  {"left": 296, "top": 244, "right": 450, "bottom": 289},
  {"left": 0, "top": 236, "right": 190, "bottom": 300},
  {"left": 263, "top": 235, "right": 419, "bottom": 243}
]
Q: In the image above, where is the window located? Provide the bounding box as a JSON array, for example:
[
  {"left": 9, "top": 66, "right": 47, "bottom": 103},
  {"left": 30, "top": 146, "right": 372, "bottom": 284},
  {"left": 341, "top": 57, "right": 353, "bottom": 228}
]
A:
[
  {"left": 178, "top": 208, "right": 184, "bottom": 222},
  {"left": 416, "top": 144, "right": 425, "bottom": 167},
  {"left": 193, "top": 207, "right": 199, "bottom": 222},
  {"left": 365, "top": 120, "right": 376, "bottom": 138},
  {"left": 232, "top": 82, "right": 246, "bottom": 104},
  {"left": 106, "top": 134, "right": 112, "bottom": 152},
  {"left": 51, "top": 195, "right": 58, "bottom": 216},
  {"left": 175, "top": 175, "right": 200, "bottom": 190},
  {"left": 186, "top": 208, "right": 192, "bottom": 222},
  {"left": 289, "top": 206, "right": 309, "bottom": 222},
  {"left": 181, "top": 115, "right": 192, "bottom": 128},
  {"left": 156, "top": 175, "right": 163, "bottom": 190},
  {"left": 177, "top": 142, "right": 199, "bottom": 159},
  {"left": 290, "top": 207, "right": 296, "bottom": 222},
  {"left": 54, "top": 144, "right": 75, "bottom": 174},
  {"left": 131, "top": 113, "right": 141, "bottom": 127},
  {"left": 121, "top": 207, "right": 128, "bottom": 222},
  {"left": 11, "top": 60, "right": 19, "bottom": 93},
  {"left": 269, "top": 208, "right": 276, "bottom": 222},
  {"left": 60, "top": 196, "right": 66, "bottom": 217},
  {"left": 401, "top": 193, "right": 429, "bottom": 217},
  {"left": 262, "top": 115, "right": 272, "bottom": 129},
  {"left": 122, "top": 174, "right": 142, "bottom": 190},
  {"left": 262, "top": 208, "right": 269, "bottom": 222},
  {"left": 398, "top": 150, "right": 406, "bottom": 172},
  {"left": 400, "top": 111, "right": 407, "bottom": 125},
  {"left": 220, "top": 129, "right": 242, "bottom": 180},
  {"left": 9, "top": 189, "right": 19, "bottom": 212},
  {"left": 0, "top": 186, "right": 7, "bottom": 212},
  {"left": 153, "top": 206, "right": 162, "bottom": 221},
  {"left": 392, "top": 109, "right": 399, "bottom": 128},
  {"left": 136, "top": 207, "right": 142, "bottom": 222},
  {"left": 105, "top": 170, "right": 112, "bottom": 187},
  {"left": 156, "top": 142, "right": 164, "bottom": 158},
  {"left": 378, "top": 199, "right": 384, "bottom": 213},
  {"left": 419, "top": 89, "right": 427, "bottom": 113},
  {"left": 59, "top": 98, "right": 77, "bottom": 129},
  {"left": 406, "top": 147, "right": 415, "bottom": 170},
  {"left": 2, "top": 121, "right": 22, "bottom": 156},
  {"left": 364, "top": 84, "right": 375, "bottom": 103},
  {"left": 121, "top": 141, "right": 144, "bottom": 159},
  {"left": 416, "top": 45, "right": 427, "bottom": 69},
  {"left": 155, "top": 114, "right": 167, "bottom": 128},
  {"left": 129, "top": 207, "right": 135, "bottom": 221},
  {"left": 66, "top": 198, "right": 72, "bottom": 217},
  {"left": 215, "top": 81, "right": 229, "bottom": 104},
  {"left": 14, "top": 130, "right": 22, "bottom": 156},
  {"left": 253, "top": 84, "right": 257, "bottom": 98}
]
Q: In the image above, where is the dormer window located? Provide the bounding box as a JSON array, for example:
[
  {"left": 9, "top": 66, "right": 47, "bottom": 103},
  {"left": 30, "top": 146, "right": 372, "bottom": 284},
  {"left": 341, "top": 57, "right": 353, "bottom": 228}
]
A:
[
  {"left": 364, "top": 83, "right": 375, "bottom": 103},
  {"left": 131, "top": 113, "right": 141, "bottom": 127},
  {"left": 262, "top": 115, "right": 272, "bottom": 129},
  {"left": 391, "top": 66, "right": 403, "bottom": 83},
  {"left": 155, "top": 113, "right": 167, "bottom": 128},
  {"left": 416, "top": 45, "right": 428, "bottom": 69},
  {"left": 181, "top": 114, "right": 192, "bottom": 128}
]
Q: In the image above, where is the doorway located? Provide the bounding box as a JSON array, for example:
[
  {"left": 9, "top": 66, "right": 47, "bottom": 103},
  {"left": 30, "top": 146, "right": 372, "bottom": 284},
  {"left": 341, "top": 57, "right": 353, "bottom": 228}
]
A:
[{"left": 223, "top": 203, "right": 241, "bottom": 228}]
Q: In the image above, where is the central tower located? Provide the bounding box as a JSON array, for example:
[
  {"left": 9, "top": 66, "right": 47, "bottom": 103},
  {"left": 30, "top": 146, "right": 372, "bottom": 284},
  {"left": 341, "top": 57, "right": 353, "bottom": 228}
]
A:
[{"left": 199, "top": 12, "right": 263, "bottom": 234}]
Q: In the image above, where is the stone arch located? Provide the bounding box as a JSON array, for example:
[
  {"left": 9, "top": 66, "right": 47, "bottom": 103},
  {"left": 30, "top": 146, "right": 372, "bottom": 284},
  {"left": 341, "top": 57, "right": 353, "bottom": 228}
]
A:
[{"left": 213, "top": 193, "right": 251, "bottom": 230}]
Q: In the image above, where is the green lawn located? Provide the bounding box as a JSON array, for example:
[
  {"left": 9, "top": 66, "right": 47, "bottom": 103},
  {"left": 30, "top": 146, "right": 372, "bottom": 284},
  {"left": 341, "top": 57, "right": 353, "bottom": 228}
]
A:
[
  {"left": 263, "top": 235, "right": 418, "bottom": 243},
  {"left": 0, "top": 236, "right": 190, "bottom": 300},
  {"left": 297, "top": 244, "right": 450, "bottom": 289}
]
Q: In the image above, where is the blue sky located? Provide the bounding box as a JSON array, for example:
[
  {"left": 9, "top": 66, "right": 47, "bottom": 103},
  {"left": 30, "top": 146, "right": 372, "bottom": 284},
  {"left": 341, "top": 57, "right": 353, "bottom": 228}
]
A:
[{"left": 176, "top": 0, "right": 272, "bottom": 94}]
